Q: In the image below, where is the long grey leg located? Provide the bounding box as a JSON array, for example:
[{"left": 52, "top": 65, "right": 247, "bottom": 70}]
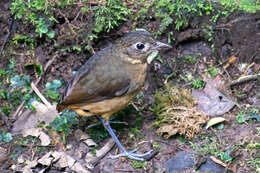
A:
[{"left": 99, "top": 117, "right": 157, "bottom": 161}]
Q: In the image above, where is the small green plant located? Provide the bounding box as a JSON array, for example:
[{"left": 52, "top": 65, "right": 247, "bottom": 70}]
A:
[
  {"left": 192, "top": 78, "right": 206, "bottom": 89},
  {"left": 220, "top": 150, "right": 233, "bottom": 162},
  {"left": 190, "top": 140, "right": 220, "bottom": 156},
  {"left": 94, "top": 0, "right": 131, "bottom": 33},
  {"left": 50, "top": 111, "right": 78, "bottom": 137},
  {"left": 154, "top": 0, "right": 215, "bottom": 34},
  {"left": 12, "top": 34, "right": 35, "bottom": 48},
  {"left": 207, "top": 67, "right": 219, "bottom": 78},
  {"left": 0, "top": 131, "right": 13, "bottom": 143},
  {"left": 87, "top": 125, "right": 109, "bottom": 141},
  {"left": 131, "top": 159, "right": 147, "bottom": 169},
  {"left": 185, "top": 55, "right": 197, "bottom": 64},
  {"left": 44, "top": 79, "right": 62, "bottom": 101},
  {"left": 152, "top": 142, "right": 163, "bottom": 151},
  {"left": 202, "top": 24, "right": 214, "bottom": 42},
  {"left": 10, "top": 0, "right": 56, "bottom": 38},
  {"left": 236, "top": 111, "right": 248, "bottom": 124}
]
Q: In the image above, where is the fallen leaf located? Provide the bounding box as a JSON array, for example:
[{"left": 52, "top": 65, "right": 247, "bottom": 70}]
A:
[
  {"left": 52, "top": 151, "right": 75, "bottom": 168},
  {"left": 23, "top": 160, "right": 38, "bottom": 173},
  {"left": 22, "top": 128, "right": 51, "bottom": 146},
  {"left": 31, "top": 101, "right": 57, "bottom": 124},
  {"left": 206, "top": 117, "right": 226, "bottom": 129},
  {"left": 38, "top": 152, "right": 53, "bottom": 166},
  {"left": 74, "top": 129, "right": 97, "bottom": 147},
  {"left": 192, "top": 76, "right": 235, "bottom": 116},
  {"left": 12, "top": 101, "right": 58, "bottom": 135}
]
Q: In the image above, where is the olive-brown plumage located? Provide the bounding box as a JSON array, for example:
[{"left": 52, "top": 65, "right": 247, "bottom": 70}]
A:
[{"left": 57, "top": 30, "right": 171, "bottom": 160}]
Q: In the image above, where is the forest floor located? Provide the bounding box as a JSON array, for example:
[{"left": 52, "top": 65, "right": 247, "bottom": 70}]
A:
[{"left": 0, "top": 0, "right": 259, "bottom": 173}]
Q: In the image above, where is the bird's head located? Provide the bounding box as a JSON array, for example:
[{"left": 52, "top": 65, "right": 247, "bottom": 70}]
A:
[{"left": 114, "top": 30, "right": 172, "bottom": 64}]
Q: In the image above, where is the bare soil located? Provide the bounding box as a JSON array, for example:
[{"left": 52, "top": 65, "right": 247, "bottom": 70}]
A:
[{"left": 0, "top": 1, "right": 259, "bottom": 173}]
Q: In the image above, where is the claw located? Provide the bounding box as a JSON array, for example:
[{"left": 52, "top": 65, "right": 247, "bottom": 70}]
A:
[{"left": 110, "top": 149, "right": 156, "bottom": 161}]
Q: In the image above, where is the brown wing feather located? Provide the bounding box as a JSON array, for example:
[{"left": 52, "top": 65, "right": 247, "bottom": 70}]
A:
[{"left": 57, "top": 47, "right": 131, "bottom": 112}]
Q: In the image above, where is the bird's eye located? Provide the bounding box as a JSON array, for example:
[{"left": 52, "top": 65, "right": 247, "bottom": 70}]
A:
[{"left": 136, "top": 42, "right": 145, "bottom": 50}]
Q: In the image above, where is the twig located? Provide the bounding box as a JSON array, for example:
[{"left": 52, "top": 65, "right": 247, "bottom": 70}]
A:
[
  {"left": 242, "top": 62, "right": 255, "bottom": 76},
  {"left": 210, "top": 156, "right": 227, "bottom": 167},
  {"left": 31, "top": 82, "right": 52, "bottom": 107},
  {"left": 131, "top": 102, "right": 140, "bottom": 111},
  {"left": 11, "top": 55, "right": 57, "bottom": 119},
  {"left": 57, "top": 10, "right": 78, "bottom": 35},
  {"left": 85, "top": 138, "right": 115, "bottom": 167},
  {"left": 229, "top": 73, "right": 260, "bottom": 88}
]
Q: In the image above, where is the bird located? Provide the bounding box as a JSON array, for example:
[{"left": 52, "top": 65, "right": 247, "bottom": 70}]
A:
[{"left": 57, "top": 29, "right": 172, "bottom": 161}]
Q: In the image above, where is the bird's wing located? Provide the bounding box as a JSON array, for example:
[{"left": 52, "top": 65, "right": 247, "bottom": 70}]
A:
[{"left": 58, "top": 50, "right": 131, "bottom": 109}]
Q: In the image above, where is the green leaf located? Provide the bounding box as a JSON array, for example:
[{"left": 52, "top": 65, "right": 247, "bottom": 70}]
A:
[
  {"left": 10, "top": 75, "right": 30, "bottom": 88},
  {"left": 45, "top": 90, "right": 59, "bottom": 100},
  {"left": 24, "top": 63, "right": 43, "bottom": 76},
  {"left": 216, "top": 123, "right": 224, "bottom": 130},
  {"left": 236, "top": 111, "right": 248, "bottom": 124},
  {"left": 50, "top": 112, "right": 78, "bottom": 136},
  {"left": 249, "top": 112, "right": 260, "bottom": 122},
  {"left": 45, "top": 79, "right": 62, "bottom": 90},
  {"left": 220, "top": 150, "right": 232, "bottom": 162},
  {"left": 192, "top": 78, "right": 206, "bottom": 89},
  {"left": 39, "top": 24, "right": 48, "bottom": 34},
  {"left": 47, "top": 31, "right": 55, "bottom": 38},
  {"left": 206, "top": 117, "right": 226, "bottom": 129},
  {"left": 0, "top": 132, "right": 13, "bottom": 143}
]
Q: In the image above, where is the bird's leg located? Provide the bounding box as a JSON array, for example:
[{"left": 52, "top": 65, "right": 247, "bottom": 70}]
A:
[
  {"left": 86, "top": 115, "right": 128, "bottom": 130},
  {"left": 100, "top": 118, "right": 157, "bottom": 161}
]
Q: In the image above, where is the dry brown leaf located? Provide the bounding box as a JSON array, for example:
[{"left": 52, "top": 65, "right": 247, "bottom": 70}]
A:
[
  {"left": 12, "top": 101, "right": 58, "bottom": 135},
  {"left": 74, "top": 129, "right": 97, "bottom": 147},
  {"left": 37, "top": 152, "right": 53, "bottom": 166},
  {"left": 192, "top": 77, "right": 235, "bottom": 116},
  {"left": 24, "top": 151, "right": 90, "bottom": 173},
  {"left": 22, "top": 128, "right": 51, "bottom": 146}
]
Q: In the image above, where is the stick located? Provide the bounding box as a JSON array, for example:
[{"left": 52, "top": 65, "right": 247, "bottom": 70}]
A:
[
  {"left": 11, "top": 55, "right": 57, "bottom": 119},
  {"left": 31, "top": 82, "right": 52, "bottom": 107},
  {"left": 229, "top": 73, "right": 260, "bottom": 88},
  {"left": 85, "top": 138, "right": 115, "bottom": 167}
]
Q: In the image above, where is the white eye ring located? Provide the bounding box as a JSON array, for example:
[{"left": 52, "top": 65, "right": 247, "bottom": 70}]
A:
[{"left": 135, "top": 42, "right": 145, "bottom": 50}]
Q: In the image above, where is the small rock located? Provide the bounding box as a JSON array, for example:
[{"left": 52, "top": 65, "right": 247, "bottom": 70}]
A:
[
  {"left": 165, "top": 151, "right": 194, "bottom": 173},
  {"left": 199, "top": 156, "right": 225, "bottom": 173},
  {"left": 165, "top": 151, "right": 225, "bottom": 173}
]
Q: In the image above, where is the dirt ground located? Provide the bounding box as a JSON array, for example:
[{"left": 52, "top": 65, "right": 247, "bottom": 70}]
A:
[{"left": 0, "top": 1, "right": 259, "bottom": 173}]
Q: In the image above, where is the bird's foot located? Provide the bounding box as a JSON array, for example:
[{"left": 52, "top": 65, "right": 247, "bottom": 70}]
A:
[{"left": 110, "top": 148, "right": 157, "bottom": 161}]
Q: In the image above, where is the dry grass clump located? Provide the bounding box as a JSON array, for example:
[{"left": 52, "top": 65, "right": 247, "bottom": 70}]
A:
[{"left": 153, "top": 85, "right": 208, "bottom": 139}]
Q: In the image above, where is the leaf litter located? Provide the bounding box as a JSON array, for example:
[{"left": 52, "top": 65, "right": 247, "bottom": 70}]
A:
[{"left": 153, "top": 84, "right": 208, "bottom": 139}]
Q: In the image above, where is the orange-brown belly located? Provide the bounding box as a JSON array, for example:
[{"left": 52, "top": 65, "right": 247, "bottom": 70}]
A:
[{"left": 68, "top": 91, "right": 139, "bottom": 121}]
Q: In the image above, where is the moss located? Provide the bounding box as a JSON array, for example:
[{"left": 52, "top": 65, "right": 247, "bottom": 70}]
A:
[{"left": 152, "top": 84, "right": 208, "bottom": 139}]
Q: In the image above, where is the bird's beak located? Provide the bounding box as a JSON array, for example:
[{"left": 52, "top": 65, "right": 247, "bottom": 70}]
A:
[
  {"left": 147, "top": 41, "right": 172, "bottom": 64},
  {"left": 153, "top": 41, "right": 172, "bottom": 50}
]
